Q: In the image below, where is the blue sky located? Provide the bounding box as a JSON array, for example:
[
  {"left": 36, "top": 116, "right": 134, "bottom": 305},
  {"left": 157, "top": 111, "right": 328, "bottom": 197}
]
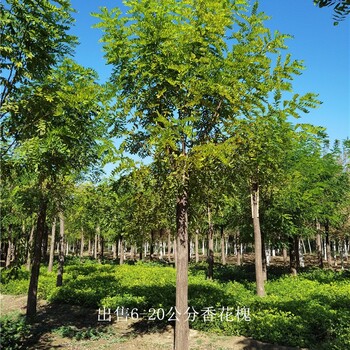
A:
[{"left": 70, "top": 0, "right": 349, "bottom": 144}]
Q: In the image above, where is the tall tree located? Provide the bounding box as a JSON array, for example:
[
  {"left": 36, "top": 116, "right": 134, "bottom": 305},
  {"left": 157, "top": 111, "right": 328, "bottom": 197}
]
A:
[{"left": 7, "top": 59, "right": 107, "bottom": 319}]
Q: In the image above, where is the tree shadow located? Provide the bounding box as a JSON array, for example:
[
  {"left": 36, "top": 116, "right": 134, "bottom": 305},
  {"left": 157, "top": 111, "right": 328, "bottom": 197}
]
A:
[{"left": 24, "top": 302, "right": 112, "bottom": 349}]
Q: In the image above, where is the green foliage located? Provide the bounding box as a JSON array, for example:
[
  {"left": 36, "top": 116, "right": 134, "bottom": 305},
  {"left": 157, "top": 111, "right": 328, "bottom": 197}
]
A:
[
  {"left": 2, "top": 261, "right": 350, "bottom": 348},
  {"left": 0, "top": 314, "right": 31, "bottom": 350},
  {"left": 52, "top": 325, "right": 112, "bottom": 341}
]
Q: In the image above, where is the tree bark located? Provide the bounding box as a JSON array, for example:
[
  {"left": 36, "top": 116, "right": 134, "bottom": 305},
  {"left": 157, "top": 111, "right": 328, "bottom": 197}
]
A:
[
  {"left": 195, "top": 229, "right": 199, "bottom": 263},
  {"left": 207, "top": 204, "right": 214, "bottom": 280},
  {"left": 282, "top": 246, "right": 288, "bottom": 266},
  {"left": 175, "top": 187, "right": 189, "bottom": 350},
  {"left": 220, "top": 225, "right": 226, "bottom": 266},
  {"left": 316, "top": 219, "right": 323, "bottom": 268},
  {"left": 48, "top": 217, "right": 56, "bottom": 273},
  {"left": 150, "top": 229, "right": 155, "bottom": 260},
  {"left": 167, "top": 229, "right": 172, "bottom": 262},
  {"left": 119, "top": 236, "right": 124, "bottom": 265},
  {"left": 27, "top": 193, "right": 48, "bottom": 319},
  {"left": 80, "top": 228, "right": 84, "bottom": 257},
  {"left": 94, "top": 232, "right": 98, "bottom": 260},
  {"left": 251, "top": 183, "right": 265, "bottom": 296},
  {"left": 289, "top": 236, "right": 297, "bottom": 276},
  {"left": 42, "top": 223, "right": 49, "bottom": 263},
  {"left": 26, "top": 224, "right": 35, "bottom": 271},
  {"left": 325, "top": 220, "right": 332, "bottom": 266},
  {"left": 56, "top": 212, "right": 65, "bottom": 287},
  {"left": 5, "top": 229, "right": 12, "bottom": 268},
  {"left": 261, "top": 231, "right": 267, "bottom": 281},
  {"left": 236, "top": 229, "right": 242, "bottom": 266}
]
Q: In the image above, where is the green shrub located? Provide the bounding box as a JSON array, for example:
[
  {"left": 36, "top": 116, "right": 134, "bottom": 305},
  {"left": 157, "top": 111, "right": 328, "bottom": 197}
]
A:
[
  {"left": 0, "top": 314, "right": 31, "bottom": 350},
  {"left": 52, "top": 325, "right": 111, "bottom": 340}
]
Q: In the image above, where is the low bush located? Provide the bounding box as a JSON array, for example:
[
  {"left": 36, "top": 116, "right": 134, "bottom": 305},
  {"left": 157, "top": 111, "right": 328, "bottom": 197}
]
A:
[
  {"left": 0, "top": 314, "right": 31, "bottom": 350},
  {"left": 1, "top": 261, "right": 349, "bottom": 349}
]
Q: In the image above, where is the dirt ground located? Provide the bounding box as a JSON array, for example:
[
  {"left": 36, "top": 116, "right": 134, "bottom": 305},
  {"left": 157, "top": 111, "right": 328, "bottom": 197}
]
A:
[{"left": 0, "top": 294, "right": 305, "bottom": 350}]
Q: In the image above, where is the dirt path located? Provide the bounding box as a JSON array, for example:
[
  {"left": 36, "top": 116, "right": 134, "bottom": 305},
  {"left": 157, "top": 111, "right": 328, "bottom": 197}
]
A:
[{"left": 0, "top": 294, "right": 303, "bottom": 350}]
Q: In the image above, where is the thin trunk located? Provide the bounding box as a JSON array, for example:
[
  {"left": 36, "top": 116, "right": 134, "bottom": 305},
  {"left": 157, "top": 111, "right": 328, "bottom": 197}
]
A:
[
  {"left": 316, "top": 233, "right": 323, "bottom": 268},
  {"left": 299, "top": 238, "right": 305, "bottom": 268},
  {"left": 88, "top": 239, "right": 92, "bottom": 256},
  {"left": 174, "top": 238, "right": 177, "bottom": 268},
  {"left": 97, "top": 227, "right": 101, "bottom": 263},
  {"left": 27, "top": 193, "right": 48, "bottom": 319},
  {"left": 251, "top": 182, "right": 265, "bottom": 296},
  {"left": 56, "top": 212, "right": 65, "bottom": 287},
  {"left": 307, "top": 238, "right": 312, "bottom": 254},
  {"left": 261, "top": 231, "right": 267, "bottom": 282},
  {"left": 5, "top": 232, "right": 12, "bottom": 268},
  {"left": 325, "top": 220, "right": 332, "bottom": 266},
  {"left": 289, "top": 236, "right": 297, "bottom": 276},
  {"left": 94, "top": 232, "right": 98, "bottom": 260},
  {"left": 42, "top": 224, "right": 49, "bottom": 263},
  {"left": 48, "top": 218, "right": 56, "bottom": 273},
  {"left": 174, "top": 187, "right": 189, "bottom": 350},
  {"left": 282, "top": 246, "right": 288, "bottom": 266},
  {"left": 113, "top": 239, "right": 117, "bottom": 260},
  {"left": 333, "top": 240, "right": 337, "bottom": 267},
  {"left": 220, "top": 225, "right": 226, "bottom": 266},
  {"left": 167, "top": 229, "right": 172, "bottom": 262},
  {"left": 26, "top": 224, "right": 35, "bottom": 271},
  {"left": 236, "top": 229, "right": 241, "bottom": 266},
  {"left": 195, "top": 229, "right": 199, "bottom": 263},
  {"left": 207, "top": 204, "right": 214, "bottom": 280},
  {"left": 139, "top": 241, "right": 143, "bottom": 261},
  {"left": 80, "top": 228, "right": 84, "bottom": 257},
  {"left": 119, "top": 236, "right": 124, "bottom": 265},
  {"left": 301, "top": 239, "right": 306, "bottom": 255},
  {"left": 150, "top": 230, "right": 155, "bottom": 260}
]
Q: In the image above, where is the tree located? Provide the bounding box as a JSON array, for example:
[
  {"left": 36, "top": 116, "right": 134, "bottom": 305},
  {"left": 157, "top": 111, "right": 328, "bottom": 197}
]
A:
[
  {"left": 314, "top": 0, "right": 350, "bottom": 24},
  {"left": 95, "top": 1, "right": 244, "bottom": 347},
  {"left": 0, "top": 0, "right": 76, "bottom": 155},
  {"left": 95, "top": 0, "right": 320, "bottom": 346},
  {"left": 6, "top": 59, "right": 107, "bottom": 319}
]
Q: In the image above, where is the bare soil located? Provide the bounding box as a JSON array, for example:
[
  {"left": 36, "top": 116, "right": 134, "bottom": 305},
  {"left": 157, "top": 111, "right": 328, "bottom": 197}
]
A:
[{"left": 0, "top": 294, "right": 304, "bottom": 350}]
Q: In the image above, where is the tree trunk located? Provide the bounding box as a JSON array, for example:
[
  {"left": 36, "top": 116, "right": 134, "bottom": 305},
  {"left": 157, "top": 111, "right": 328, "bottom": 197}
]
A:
[
  {"left": 251, "top": 182, "right": 265, "bottom": 296},
  {"left": 282, "top": 246, "right": 288, "bottom": 266},
  {"left": 26, "top": 224, "right": 35, "bottom": 271},
  {"left": 94, "top": 232, "right": 98, "bottom": 260},
  {"left": 174, "top": 238, "right": 177, "bottom": 268},
  {"left": 27, "top": 193, "right": 48, "bottom": 319},
  {"left": 113, "top": 239, "right": 118, "bottom": 260},
  {"left": 48, "top": 217, "right": 56, "bottom": 273},
  {"left": 220, "top": 225, "right": 226, "bottom": 266},
  {"left": 80, "top": 228, "right": 84, "bottom": 257},
  {"left": 42, "top": 223, "right": 49, "bottom": 263},
  {"left": 119, "top": 236, "right": 124, "bottom": 265},
  {"left": 88, "top": 238, "right": 92, "bottom": 256},
  {"left": 289, "top": 236, "right": 297, "bottom": 276},
  {"left": 150, "top": 230, "right": 155, "bottom": 260},
  {"left": 56, "top": 212, "right": 65, "bottom": 287},
  {"left": 261, "top": 231, "right": 267, "bottom": 281},
  {"left": 207, "top": 204, "right": 214, "bottom": 280},
  {"left": 236, "top": 229, "right": 242, "bottom": 266},
  {"left": 175, "top": 187, "right": 189, "bottom": 350},
  {"left": 325, "top": 220, "right": 332, "bottom": 266},
  {"left": 195, "top": 229, "right": 199, "bottom": 263},
  {"left": 167, "top": 229, "right": 172, "bottom": 262},
  {"left": 5, "top": 231, "right": 12, "bottom": 268},
  {"left": 316, "top": 220, "right": 323, "bottom": 268}
]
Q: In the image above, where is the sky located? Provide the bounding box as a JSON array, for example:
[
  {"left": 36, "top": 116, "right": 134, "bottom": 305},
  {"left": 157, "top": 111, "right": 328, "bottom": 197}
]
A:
[{"left": 69, "top": 0, "right": 350, "bottom": 145}]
